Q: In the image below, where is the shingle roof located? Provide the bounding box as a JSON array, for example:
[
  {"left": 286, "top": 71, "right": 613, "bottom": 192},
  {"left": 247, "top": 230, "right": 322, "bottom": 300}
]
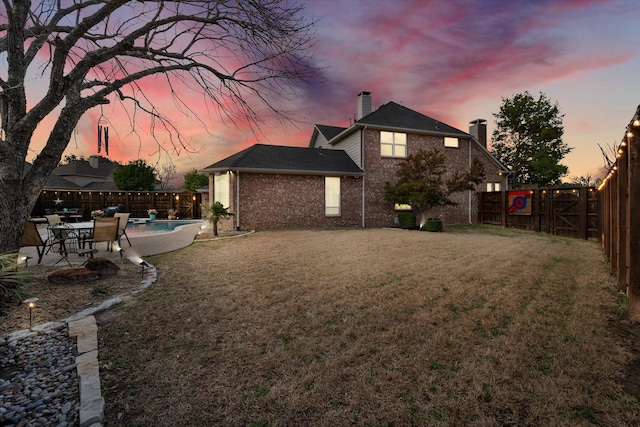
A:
[
  {"left": 202, "top": 144, "right": 363, "bottom": 175},
  {"left": 356, "top": 101, "right": 469, "bottom": 136},
  {"left": 315, "top": 124, "right": 346, "bottom": 141},
  {"left": 23, "top": 163, "right": 82, "bottom": 189},
  {"left": 53, "top": 157, "right": 118, "bottom": 178}
]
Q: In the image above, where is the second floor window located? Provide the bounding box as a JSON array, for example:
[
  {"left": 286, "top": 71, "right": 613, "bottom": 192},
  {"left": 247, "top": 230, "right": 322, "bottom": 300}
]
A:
[{"left": 380, "top": 131, "right": 407, "bottom": 158}]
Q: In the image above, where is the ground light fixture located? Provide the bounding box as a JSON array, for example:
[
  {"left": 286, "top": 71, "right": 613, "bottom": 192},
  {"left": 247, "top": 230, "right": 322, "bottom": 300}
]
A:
[
  {"left": 24, "top": 297, "right": 39, "bottom": 329},
  {"left": 18, "top": 256, "right": 31, "bottom": 268},
  {"left": 140, "top": 260, "right": 150, "bottom": 278}
]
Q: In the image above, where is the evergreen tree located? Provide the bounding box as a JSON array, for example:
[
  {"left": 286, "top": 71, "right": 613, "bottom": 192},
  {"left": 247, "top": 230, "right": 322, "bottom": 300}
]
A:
[
  {"left": 183, "top": 169, "right": 209, "bottom": 192},
  {"left": 491, "top": 91, "right": 571, "bottom": 188},
  {"left": 113, "top": 160, "right": 156, "bottom": 191}
]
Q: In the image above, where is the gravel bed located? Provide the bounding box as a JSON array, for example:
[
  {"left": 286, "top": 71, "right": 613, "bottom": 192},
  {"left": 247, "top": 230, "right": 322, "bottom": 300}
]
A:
[{"left": 0, "top": 328, "right": 79, "bottom": 427}]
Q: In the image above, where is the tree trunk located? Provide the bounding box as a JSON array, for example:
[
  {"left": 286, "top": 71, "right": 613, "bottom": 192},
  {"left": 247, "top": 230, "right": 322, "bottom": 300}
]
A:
[
  {"left": 0, "top": 180, "right": 39, "bottom": 253},
  {"left": 213, "top": 219, "right": 219, "bottom": 236}
]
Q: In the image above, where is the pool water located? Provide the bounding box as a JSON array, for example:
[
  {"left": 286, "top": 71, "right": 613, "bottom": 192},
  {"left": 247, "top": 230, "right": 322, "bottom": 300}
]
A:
[{"left": 126, "top": 220, "right": 205, "bottom": 236}]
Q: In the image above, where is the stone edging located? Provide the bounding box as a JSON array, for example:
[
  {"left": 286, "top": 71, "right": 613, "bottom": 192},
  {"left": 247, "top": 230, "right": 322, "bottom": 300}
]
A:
[
  {"left": 2, "top": 261, "right": 158, "bottom": 427},
  {"left": 193, "top": 229, "right": 255, "bottom": 242}
]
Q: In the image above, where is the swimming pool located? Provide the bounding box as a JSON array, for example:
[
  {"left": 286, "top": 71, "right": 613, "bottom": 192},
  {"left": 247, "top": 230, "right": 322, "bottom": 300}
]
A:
[{"left": 126, "top": 219, "right": 206, "bottom": 237}]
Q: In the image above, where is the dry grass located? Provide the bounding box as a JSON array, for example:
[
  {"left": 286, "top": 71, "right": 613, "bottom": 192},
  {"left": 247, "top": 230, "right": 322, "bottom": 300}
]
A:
[{"left": 98, "top": 226, "right": 640, "bottom": 426}]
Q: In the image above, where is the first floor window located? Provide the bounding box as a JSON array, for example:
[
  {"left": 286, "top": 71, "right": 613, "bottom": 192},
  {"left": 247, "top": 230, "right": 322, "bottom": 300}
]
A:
[
  {"left": 215, "top": 173, "right": 230, "bottom": 207},
  {"left": 325, "top": 176, "right": 340, "bottom": 216},
  {"left": 486, "top": 182, "right": 501, "bottom": 192},
  {"left": 395, "top": 203, "right": 412, "bottom": 211}
]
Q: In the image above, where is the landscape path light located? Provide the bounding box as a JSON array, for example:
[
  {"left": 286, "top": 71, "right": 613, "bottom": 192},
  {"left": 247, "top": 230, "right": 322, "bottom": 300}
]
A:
[{"left": 24, "top": 297, "right": 39, "bottom": 329}]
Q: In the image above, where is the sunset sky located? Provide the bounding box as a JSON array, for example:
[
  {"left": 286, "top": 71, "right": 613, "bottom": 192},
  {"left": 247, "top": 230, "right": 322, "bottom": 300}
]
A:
[{"left": 31, "top": 0, "right": 640, "bottom": 186}]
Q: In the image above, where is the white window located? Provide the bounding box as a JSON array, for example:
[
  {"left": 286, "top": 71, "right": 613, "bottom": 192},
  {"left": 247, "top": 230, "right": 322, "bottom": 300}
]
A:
[
  {"left": 486, "top": 182, "right": 501, "bottom": 192},
  {"left": 380, "top": 131, "right": 407, "bottom": 158},
  {"left": 325, "top": 176, "right": 341, "bottom": 216},
  {"left": 395, "top": 204, "right": 412, "bottom": 211},
  {"left": 444, "top": 137, "right": 459, "bottom": 148},
  {"left": 214, "top": 173, "right": 230, "bottom": 207}
]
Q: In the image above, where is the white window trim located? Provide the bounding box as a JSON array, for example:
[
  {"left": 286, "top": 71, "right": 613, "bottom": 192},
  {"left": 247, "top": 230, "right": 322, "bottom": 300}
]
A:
[
  {"left": 325, "top": 176, "right": 341, "bottom": 216},
  {"left": 381, "top": 131, "right": 407, "bottom": 158},
  {"left": 214, "top": 173, "right": 230, "bottom": 207}
]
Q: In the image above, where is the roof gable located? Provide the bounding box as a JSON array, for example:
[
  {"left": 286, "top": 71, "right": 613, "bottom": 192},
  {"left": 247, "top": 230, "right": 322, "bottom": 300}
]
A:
[
  {"left": 356, "top": 102, "right": 468, "bottom": 137},
  {"left": 316, "top": 124, "right": 346, "bottom": 141},
  {"left": 202, "top": 144, "right": 363, "bottom": 175}
]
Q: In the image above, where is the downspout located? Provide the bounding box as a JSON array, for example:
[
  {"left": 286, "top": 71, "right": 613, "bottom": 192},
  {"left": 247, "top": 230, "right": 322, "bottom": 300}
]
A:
[
  {"left": 361, "top": 126, "right": 367, "bottom": 228},
  {"left": 236, "top": 170, "right": 240, "bottom": 230},
  {"left": 468, "top": 138, "right": 472, "bottom": 224}
]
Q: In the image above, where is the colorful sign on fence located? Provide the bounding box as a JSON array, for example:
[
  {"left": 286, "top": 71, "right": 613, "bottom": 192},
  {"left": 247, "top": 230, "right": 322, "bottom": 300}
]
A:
[{"left": 508, "top": 190, "right": 532, "bottom": 215}]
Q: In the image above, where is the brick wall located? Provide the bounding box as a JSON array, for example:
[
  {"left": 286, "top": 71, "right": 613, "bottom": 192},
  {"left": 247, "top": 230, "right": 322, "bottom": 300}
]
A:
[
  {"left": 221, "top": 173, "right": 362, "bottom": 231},
  {"left": 362, "top": 129, "right": 505, "bottom": 226}
]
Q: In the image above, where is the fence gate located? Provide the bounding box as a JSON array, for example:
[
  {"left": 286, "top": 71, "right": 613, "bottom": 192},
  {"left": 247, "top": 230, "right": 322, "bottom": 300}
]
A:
[
  {"left": 479, "top": 187, "right": 599, "bottom": 240},
  {"left": 551, "top": 189, "right": 582, "bottom": 237}
]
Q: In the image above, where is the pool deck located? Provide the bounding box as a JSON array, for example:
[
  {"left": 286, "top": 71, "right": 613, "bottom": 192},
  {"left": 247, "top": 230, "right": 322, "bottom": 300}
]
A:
[{"left": 19, "top": 220, "right": 206, "bottom": 267}]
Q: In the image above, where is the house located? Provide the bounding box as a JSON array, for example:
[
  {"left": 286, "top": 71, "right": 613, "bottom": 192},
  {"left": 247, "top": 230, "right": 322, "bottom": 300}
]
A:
[
  {"left": 48, "top": 155, "right": 163, "bottom": 191},
  {"left": 51, "top": 155, "right": 120, "bottom": 190},
  {"left": 201, "top": 91, "right": 508, "bottom": 231}
]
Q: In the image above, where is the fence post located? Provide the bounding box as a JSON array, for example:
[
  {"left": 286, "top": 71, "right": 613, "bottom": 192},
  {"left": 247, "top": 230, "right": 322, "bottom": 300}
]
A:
[
  {"left": 610, "top": 172, "right": 618, "bottom": 274},
  {"left": 618, "top": 150, "right": 628, "bottom": 292},
  {"left": 629, "top": 130, "right": 640, "bottom": 321},
  {"left": 501, "top": 190, "right": 506, "bottom": 227}
]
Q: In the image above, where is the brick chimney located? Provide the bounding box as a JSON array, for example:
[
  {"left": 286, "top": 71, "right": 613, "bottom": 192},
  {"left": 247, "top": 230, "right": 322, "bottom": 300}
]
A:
[
  {"left": 89, "top": 155, "right": 100, "bottom": 169},
  {"left": 469, "top": 119, "right": 487, "bottom": 147},
  {"left": 357, "top": 91, "right": 372, "bottom": 120}
]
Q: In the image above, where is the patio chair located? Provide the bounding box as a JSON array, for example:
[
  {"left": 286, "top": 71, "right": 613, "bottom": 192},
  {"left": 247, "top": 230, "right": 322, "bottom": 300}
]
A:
[
  {"left": 45, "top": 214, "right": 63, "bottom": 225},
  {"left": 20, "top": 220, "right": 47, "bottom": 264},
  {"left": 104, "top": 206, "right": 120, "bottom": 217},
  {"left": 46, "top": 222, "right": 80, "bottom": 266},
  {"left": 114, "top": 212, "right": 132, "bottom": 247},
  {"left": 67, "top": 208, "right": 84, "bottom": 222},
  {"left": 77, "top": 217, "right": 119, "bottom": 259}
]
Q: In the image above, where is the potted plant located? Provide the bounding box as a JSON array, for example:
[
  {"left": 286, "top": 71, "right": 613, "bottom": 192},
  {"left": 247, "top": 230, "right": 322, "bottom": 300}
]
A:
[
  {"left": 147, "top": 208, "right": 158, "bottom": 220},
  {"left": 167, "top": 208, "right": 178, "bottom": 220},
  {"left": 91, "top": 209, "right": 104, "bottom": 219}
]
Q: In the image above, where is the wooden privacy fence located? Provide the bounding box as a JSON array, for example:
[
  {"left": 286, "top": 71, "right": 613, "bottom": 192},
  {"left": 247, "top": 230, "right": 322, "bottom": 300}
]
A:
[
  {"left": 599, "top": 104, "right": 640, "bottom": 321},
  {"left": 32, "top": 189, "right": 202, "bottom": 221},
  {"left": 479, "top": 187, "right": 599, "bottom": 240}
]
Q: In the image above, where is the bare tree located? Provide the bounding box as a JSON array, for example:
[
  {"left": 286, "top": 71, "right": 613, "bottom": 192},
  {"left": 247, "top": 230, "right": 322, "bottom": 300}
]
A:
[
  {"left": 0, "top": 0, "right": 317, "bottom": 252},
  {"left": 157, "top": 162, "right": 177, "bottom": 190}
]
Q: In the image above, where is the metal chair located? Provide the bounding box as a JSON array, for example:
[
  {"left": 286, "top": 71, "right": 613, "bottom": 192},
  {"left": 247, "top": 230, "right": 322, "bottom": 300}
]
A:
[
  {"left": 114, "top": 212, "right": 131, "bottom": 247},
  {"left": 77, "top": 217, "right": 120, "bottom": 258},
  {"left": 46, "top": 222, "right": 79, "bottom": 266}
]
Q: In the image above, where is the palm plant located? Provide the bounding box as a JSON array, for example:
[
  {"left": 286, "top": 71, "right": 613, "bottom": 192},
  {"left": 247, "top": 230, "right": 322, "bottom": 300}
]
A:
[{"left": 201, "top": 202, "right": 234, "bottom": 236}]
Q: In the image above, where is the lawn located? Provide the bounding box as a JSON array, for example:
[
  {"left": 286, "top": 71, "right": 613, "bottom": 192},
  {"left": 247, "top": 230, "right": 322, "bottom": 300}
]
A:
[{"left": 98, "top": 226, "right": 640, "bottom": 426}]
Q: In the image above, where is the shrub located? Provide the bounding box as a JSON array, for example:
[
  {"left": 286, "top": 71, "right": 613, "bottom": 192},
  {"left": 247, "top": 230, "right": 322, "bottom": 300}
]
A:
[
  {"left": 423, "top": 218, "right": 443, "bottom": 232},
  {"left": 398, "top": 213, "right": 416, "bottom": 229},
  {"left": 0, "top": 252, "right": 33, "bottom": 306}
]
